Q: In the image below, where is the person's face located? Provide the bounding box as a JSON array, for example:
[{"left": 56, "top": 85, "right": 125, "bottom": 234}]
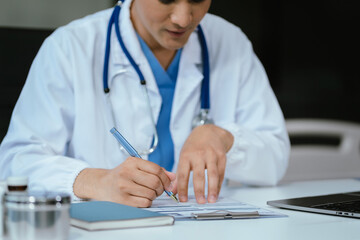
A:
[{"left": 130, "top": 0, "right": 211, "bottom": 51}]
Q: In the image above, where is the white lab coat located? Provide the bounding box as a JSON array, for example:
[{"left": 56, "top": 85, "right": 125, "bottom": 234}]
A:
[{"left": 0, "top": 0, "right": 290, "bottom": 199}]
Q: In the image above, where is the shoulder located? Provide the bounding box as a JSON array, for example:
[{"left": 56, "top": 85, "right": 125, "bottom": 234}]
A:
[
  {"left": 198, "top": 13, "right": 255, "bottom": 65},
  {"left": 201, "top": 13, "right": 250, "bottom": 42},
  {"left": 200, "top": 13, "right": 253, "bottom": 54}
]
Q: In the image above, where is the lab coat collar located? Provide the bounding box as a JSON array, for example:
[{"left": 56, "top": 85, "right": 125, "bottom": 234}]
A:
[
  {"left": 108, "top": 0, "right": 153, "bottom": 92},
  {"left": 111, "top": 0, "right": 144, "bottom": 66}
]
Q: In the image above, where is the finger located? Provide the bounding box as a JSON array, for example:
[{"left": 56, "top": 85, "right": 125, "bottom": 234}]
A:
[
  {"left": 136, "top": 159, "right": 172, "bottom": 191},
  {"left": 124, "top": 195, "right": 153, "bottom": 208},
  {"left": 176, "top": 160, "right": 191, "bottom": 202},
  {"left": 124, "top": 180, "right": 158, "bottom": 201},
  {"left": 192, "top": 161, "right": 206, "bottom": 204},
  {"left": 132, "top": 172, "right": 165, "bottom": 197},
  {"left": 164, "top": 169, "right": 176, "bottom": 181},
  {"left": 110, "top": 180, "right": 155, "bottom": 207},
  {"left": 217, "top": 155, "right": 227, "bottom": 195},
  {"left": 206, "top": 157, "right": 219, "bottom": 203},
  {"left": 164, "top": 169, "right": 176, "bottom": 192},
  {"left": 169, "top": 178, "right": 178, "bottom": 194}
]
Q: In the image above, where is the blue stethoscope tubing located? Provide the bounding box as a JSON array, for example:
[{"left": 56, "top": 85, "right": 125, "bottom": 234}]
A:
[
  {"left": 103, "top": 0, "right": 213, "bottom": 154},
  {"left": 103, "top": 0, "right": 210, "bottom": 109}
]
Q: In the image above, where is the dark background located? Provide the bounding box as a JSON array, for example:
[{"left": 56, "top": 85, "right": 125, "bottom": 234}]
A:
[
  {"left": 1, "top": 0, "right": 359, "bottom": 141},
  {"left": 209, "top": 0, "right": 360, "bottom": 121}
]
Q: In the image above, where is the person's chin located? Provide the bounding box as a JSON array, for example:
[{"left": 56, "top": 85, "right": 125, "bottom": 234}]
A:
[
  {"left": 166, "top": 37, "right": 190, "bottom": 49},
  {"left": 165, "top": 42, "right": 186, "bottom": 50}
]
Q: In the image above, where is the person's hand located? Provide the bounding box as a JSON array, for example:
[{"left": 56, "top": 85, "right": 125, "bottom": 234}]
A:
[
  {"left": 73, "top": 157, "right": 176, "bottom": 207},
  {"left": 175, "top": 124, "right": 234, "bottom": 204}
]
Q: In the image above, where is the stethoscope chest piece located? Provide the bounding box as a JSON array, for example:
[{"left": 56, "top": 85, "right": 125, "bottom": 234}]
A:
[{"left": 192, "top": 109, "right": 214, "bottom": 129}]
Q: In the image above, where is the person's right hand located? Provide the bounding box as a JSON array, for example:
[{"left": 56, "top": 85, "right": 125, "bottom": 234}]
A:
[{"left": 73, "top": 157, "right": 176, "bottom": 207}]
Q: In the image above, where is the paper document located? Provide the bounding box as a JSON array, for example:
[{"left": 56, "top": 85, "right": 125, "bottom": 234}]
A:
[{"left": 147, "top": 195, "right": 286, "bottom": 220}]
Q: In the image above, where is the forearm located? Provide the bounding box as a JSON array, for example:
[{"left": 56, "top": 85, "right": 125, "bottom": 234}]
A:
[{"left": 0, "top": 140, "right": 89, "bottom": 199}]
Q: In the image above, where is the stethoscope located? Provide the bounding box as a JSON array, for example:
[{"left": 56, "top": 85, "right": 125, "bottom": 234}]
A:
[{"left": 103, "top": 0, "right": 213, "bottom": 155}]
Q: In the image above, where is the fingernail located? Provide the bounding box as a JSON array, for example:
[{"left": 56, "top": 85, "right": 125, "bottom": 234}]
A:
[
  {"left": 208, "top": 195, "right": 217, "bottom": 203},
  {"left": 198, "top": 196, "right": 206, "bottom": 204},
  {"left": 179, "top": 195, "right": 187, "bottom": 202}
]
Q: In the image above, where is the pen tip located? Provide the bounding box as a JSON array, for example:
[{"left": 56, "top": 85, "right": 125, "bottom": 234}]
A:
[{"left": 172, "top": 195, "right": 179, "bottom": 203}]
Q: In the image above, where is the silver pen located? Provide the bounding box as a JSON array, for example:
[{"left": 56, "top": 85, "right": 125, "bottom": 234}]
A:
[{"left": 110, "top": 127, "right": 179, "bottom": 203}]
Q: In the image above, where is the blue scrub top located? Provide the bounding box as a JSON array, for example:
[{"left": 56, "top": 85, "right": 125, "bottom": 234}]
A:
[{"left": 137, "top": 35, "right": 182, "bottom": 171}]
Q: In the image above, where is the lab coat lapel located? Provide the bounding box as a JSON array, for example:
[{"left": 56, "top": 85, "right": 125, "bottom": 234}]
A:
[
  {"left": 106, "top": 0, "right": 161, "bottom": 150},
  {"left": 108, "top": 0, "right": 160, "bottom": 99},
  {"left": 108, "top": 0, "right": 145, "bottom": 80},
  {"left": 171, "top": 32, "right": 203, "bottom": 123}
]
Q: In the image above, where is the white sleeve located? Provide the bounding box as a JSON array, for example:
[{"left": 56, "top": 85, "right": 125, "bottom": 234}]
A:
[
  {"left": 218, "top": 41, "right": 290, "bottom": 186},
  {"left": 0, "top": 32, "right": 89, "bottom": 199}
]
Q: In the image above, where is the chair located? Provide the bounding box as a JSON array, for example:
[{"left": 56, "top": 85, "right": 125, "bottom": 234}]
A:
[{"left": 281, "top": 119, "right": 360, "bottom": 182}]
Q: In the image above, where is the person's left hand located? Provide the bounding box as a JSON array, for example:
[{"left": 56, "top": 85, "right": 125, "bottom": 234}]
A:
[{"left": 172, "top": 124, "right": 234, "bottom": 204}]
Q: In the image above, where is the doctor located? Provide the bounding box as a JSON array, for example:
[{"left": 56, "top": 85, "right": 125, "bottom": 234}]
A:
[{"left": 0, "top": 0, "right": 290, "bottom": 207}]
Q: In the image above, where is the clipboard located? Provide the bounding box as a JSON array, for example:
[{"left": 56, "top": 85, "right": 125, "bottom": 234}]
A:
[{"left": 191, "top": 210, "right": 260, "bottom": 220}]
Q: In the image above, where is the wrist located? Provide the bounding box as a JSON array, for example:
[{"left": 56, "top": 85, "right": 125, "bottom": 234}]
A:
[
  {"left": 212, "top": 125, "right": 234, "bottom": 152},
  {"left": 73, "top": 168, "right": 109, "bottom": 199}
]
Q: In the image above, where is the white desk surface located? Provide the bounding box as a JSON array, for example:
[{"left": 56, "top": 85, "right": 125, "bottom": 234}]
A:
[{"left": 70, "top": 178, "right": 360, "bottom": 240}]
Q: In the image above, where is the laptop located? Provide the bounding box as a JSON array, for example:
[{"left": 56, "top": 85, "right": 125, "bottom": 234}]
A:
[{"left": 267, "top": 191, "right": 360, "bottom": 218}]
